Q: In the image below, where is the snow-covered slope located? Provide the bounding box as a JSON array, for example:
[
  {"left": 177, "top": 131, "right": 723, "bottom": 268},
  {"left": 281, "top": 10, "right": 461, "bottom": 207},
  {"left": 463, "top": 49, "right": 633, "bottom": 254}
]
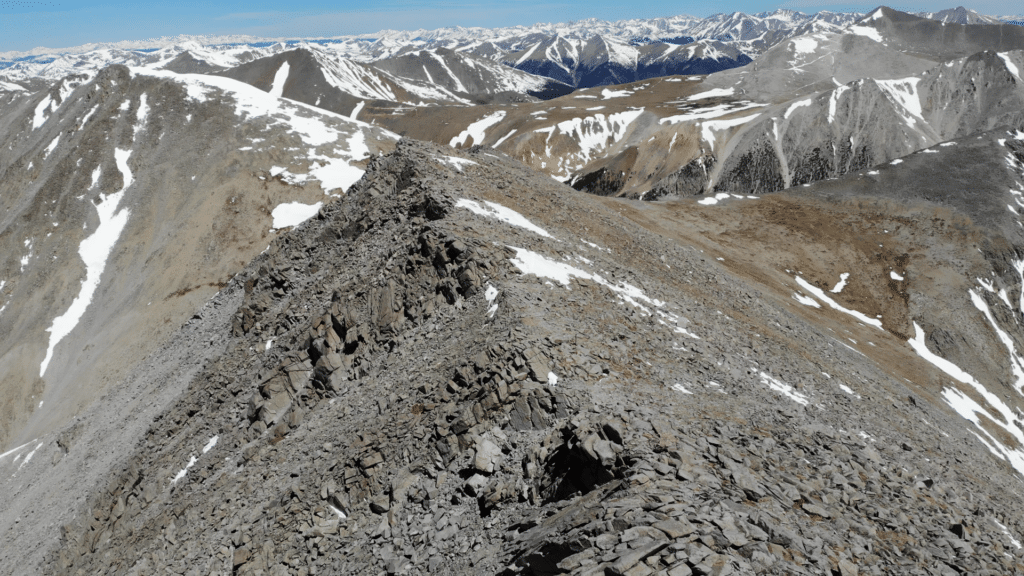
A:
[
  {"left": 0, "top": 41, "right": 290, "bottom": 83},
  {"left": 368, "top": 47, "right": 574, "bottom": 101},
  {"left": 214, "top": 46, "right": 572, "bottom": 119}
]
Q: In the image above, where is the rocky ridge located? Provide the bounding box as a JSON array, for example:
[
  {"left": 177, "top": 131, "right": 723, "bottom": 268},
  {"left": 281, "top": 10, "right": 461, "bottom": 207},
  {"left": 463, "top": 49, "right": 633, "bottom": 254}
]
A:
[{"left": 13, "top": 139, "right": 1024, "bottom": 576}]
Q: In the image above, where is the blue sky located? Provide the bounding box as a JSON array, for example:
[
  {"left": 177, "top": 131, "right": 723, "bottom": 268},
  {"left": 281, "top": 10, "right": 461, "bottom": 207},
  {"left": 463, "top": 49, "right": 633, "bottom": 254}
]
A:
[{"left": 0, "top": 1, "right": 1014, "bottom": 52}]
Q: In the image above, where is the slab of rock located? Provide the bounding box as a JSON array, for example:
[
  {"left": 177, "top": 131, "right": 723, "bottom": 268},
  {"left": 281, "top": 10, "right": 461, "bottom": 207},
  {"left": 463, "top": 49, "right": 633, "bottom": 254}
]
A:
[
  {"left": 607, "top": 540, "right": 668, "bottom": 576},
  {"left": 802, "top": 503, "right": 832, "bottom": 519},
  {"left": 473, "top": 438, "right": 501, "bottom": 473},
  {"left": 653, "top": 519, "right": 697, "bottom": 539}
]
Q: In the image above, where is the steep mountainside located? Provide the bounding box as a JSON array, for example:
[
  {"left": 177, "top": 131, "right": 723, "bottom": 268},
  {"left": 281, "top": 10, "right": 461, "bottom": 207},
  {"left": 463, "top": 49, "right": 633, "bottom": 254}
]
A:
[
  {"left": 689, "top": 49, "right": 1024, "bottom": 197},
  {"left": 859, "top": 6, "right": 1024, "bottom": 61},
  {"left": 501, "top": 36, "right": 753, "bottom": 90},
  {"left": 0, "top": 64, "right": 397, "bottom": 453},
  {"left": 367, "top": 48, "right": 574, "bottom": 101},
  {"left": 214, "top": 46, "right": 573, "bottom": 122},
  {"left": 6, "top": 139, "right": 1024, "bottom": 575},
  {"left": 384, "top": 9, "right": 1024, "bottom": 199}
]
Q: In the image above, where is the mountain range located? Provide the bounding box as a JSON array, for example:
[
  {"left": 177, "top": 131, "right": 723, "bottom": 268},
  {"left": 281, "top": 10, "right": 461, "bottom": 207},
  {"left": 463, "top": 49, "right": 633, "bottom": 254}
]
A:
[
  {"left": 0, "top": 7, "right": 1019, "bottom": 90},
  {"left": 4, "top": 5, "right": 1024, "bottom": 576}
]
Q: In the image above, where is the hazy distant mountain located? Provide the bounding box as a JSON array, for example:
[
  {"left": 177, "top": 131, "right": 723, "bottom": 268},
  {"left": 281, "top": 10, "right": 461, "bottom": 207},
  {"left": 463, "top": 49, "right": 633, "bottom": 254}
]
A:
[
  {"left": 916, "top": 5, "right": 1005, "bottom": 24},
  {"left": 0, "top": 10, "right": 866, "bottom": 90}
]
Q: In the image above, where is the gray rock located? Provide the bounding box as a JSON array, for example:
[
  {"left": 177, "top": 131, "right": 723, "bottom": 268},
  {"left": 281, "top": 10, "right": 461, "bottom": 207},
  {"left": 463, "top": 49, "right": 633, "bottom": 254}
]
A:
[
  {"left": 465, "top": 474, "right": 488, "bottom": 497},
  {"left": 473, "top": 438, "right": 502, "bottom": 473},
  {"left": 607, "top": 540, "right": 669, "bottom": 576}
]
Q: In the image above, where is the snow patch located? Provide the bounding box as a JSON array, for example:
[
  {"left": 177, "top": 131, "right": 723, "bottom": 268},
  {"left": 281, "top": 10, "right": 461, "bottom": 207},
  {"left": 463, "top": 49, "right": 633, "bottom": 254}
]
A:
[
  {"left": 909, "top": 321, "right": 1024, "bottom": 476},
  {"left": 697, "top": 192, "right": 758, "bottom": 205},
  {"left": 16, "top": 442, "right": 42, "bottom": 471},
  {"left": 601, "top": 88, "right": 633, "bottom": 99},
  {"left": 268, "top": 61, "right": 290, "bottom": 98},
  {"left": 202, "top": 436, "right": 218, "bottom": 454},
  {"left": 485, "top": 284, "right": 499, "bottom": 317},
  {"left": 876, "top": 77, "right": 924, "bottom": 127},
  {"left": 493, "top": 129, "right": 517, "bottom": 147},
  {"left": 890, "top": 271, "right": 904, "bottom": 281},
  {"left": 457, "top": 199, "right": 552, "bottom": 238},
  {"left": 132, "top": 68, "right": 396, "bottom": 149},
  {"left": 309, "top": 158, "right": 363, "bottom": 193},
  {"left": 271, "top": 201, "right": 322, "bottom": 229},
  {"left": 828, "top": 85, "right": 849, "bottom": 124},
  {"left": 329, "top": 504, "right": 347, "bottom": 520},
  {"left": 531, "top": 110, "right": 643, "bottom": 180},
  {"left": 171, "top": 455, "right": 198, "bottom": 483},
  {"left": 791, "top": 36, "right": 818, "bottom": 55},
  {"left": 994, "top": 519, "right": 1022, "bottom": 549},
  {"left": 450, "top": 111, "right": 506, "bottom": 148},
  {"left": 760, "top": 372, "right": 809, "bottom": 405},
  {"left": 971, "top": 290, "right": 1024, "bottom": 394},
  {"left": 548, "top": 109, "right": 644, "bottom": 169},
  {"left": 134, "top": 93, "right": 149, "bottom": 139},
  {"left": 793, "top": 292, "right": 821, "bottom": 307},
  {"left": 847, "top": 25, "right": 883, "bottom": 43},
  {"left": 32, "top": 95, "right": 52, "bottom": 129},
  {"left": 999, "top": 52, "right": 1021, "bottom": 80},
  {"left": 830, "top": 272, "right": 850, "bottom": 293},
  {"left": 0, "top": 440, "right": 35, "bottom": 462},
  {"left": 795, "top": 276, "right": 883, "bottom": 329},
  {"left": 687, "top": 87, "right": 734, "bottom": 100},
  {"left": 438, "top": 156, "right": 478, "bottom": 172},
  {"left": 784, "top": 98, "right": 812, "bottom": 119},
  {"left": 508, "top": 247, "right": 664, "bottom": 313},
  {"left": 40, "top": 148, "right": 133, "bottom": 377},
  {"left": 44, "top": 135, "right": 60, "bottom": 158},
  {"left": 350, "top": 101, "right": 365, "bottom": 120},
  {"left": 701, "top": 114, "right": 761, "bottom": 150},
  {"left": 660, "top": 102, "right": 764, "bottom": 125}
]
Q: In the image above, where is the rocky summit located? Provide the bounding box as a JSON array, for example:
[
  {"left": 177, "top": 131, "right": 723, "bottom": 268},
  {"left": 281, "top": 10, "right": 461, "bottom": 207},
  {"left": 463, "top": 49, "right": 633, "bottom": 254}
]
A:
[{"left": 4, "top": 5, "right": 1024, "bottom": 576}]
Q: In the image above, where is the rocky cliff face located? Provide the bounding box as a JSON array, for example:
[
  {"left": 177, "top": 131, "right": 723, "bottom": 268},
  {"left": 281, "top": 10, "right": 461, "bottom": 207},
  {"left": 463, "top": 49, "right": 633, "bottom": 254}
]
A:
[{"left": 6, "top": 139, "right": 1024, "bottom": 576}]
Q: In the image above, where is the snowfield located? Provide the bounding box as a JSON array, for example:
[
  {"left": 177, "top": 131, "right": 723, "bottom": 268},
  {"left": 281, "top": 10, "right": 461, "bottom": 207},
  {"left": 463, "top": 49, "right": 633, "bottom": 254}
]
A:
[{"left": 40, "top": 148, "right": 134, "bottom": 377}]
